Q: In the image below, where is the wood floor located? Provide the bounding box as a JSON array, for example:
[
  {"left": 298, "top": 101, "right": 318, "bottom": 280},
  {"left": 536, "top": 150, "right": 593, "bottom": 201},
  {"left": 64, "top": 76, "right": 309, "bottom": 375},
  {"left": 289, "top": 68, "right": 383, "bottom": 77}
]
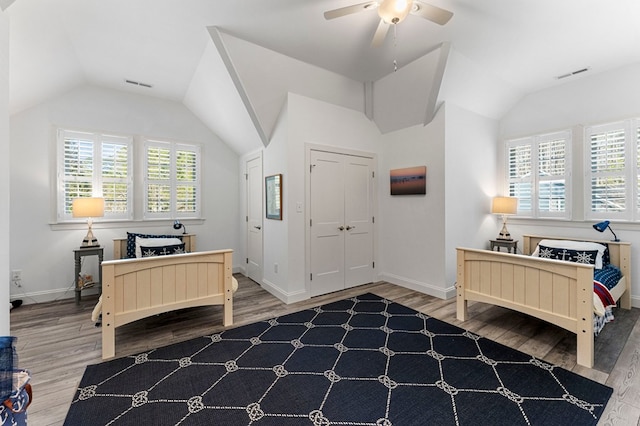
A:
[{"left": 10, "top": 275, "right": 640, "bottom": 426}]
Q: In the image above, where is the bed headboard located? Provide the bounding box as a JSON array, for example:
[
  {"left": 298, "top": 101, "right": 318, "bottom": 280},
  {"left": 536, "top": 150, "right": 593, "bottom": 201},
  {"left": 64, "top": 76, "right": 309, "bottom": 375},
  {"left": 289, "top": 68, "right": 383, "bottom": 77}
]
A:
[
  {"left": 113, "top": 234, "right": 196, "bottom": 259},
  {"left": 522, "top": 234, "right": 631, "bottom": 282}
]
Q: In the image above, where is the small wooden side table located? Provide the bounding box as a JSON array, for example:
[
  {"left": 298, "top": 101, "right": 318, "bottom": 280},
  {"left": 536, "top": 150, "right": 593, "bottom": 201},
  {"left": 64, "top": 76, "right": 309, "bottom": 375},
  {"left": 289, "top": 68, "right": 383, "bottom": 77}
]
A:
[
  {"left": 74, "top": 246, "right": 103, "bottom": 304},
  {"left": 490, "top": 239, "right": 518, "bottom": 254}
]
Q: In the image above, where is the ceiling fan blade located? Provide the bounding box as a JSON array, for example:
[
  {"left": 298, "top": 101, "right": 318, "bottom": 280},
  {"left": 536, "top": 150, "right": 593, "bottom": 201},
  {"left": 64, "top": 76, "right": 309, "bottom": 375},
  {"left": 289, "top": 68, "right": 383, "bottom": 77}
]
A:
[
  {"left": 411, "top": 1, "right": 453, "bottom": 25},
  {"left": 324, "top": 1, "right": 378, "bottom": 20},
  {"left": 371, "top": 19, "right": 390, "bottom": 47}
]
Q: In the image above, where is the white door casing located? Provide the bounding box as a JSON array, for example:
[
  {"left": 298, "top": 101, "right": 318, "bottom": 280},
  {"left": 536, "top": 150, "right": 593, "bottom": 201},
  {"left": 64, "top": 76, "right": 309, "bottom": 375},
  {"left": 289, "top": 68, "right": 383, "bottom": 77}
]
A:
[{"left": 246, "top": 156, "right": 263, "bottom": 283}]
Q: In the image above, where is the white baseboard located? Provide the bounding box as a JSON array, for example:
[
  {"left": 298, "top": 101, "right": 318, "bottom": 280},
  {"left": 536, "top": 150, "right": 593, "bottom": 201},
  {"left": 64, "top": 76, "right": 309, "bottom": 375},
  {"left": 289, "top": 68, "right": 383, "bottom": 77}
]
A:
[
  {"left": 378, "top": 272, "right": 455, "bottom": 300},
  {"left": 10, "top": 286, "right": 100, "bottom": 305},
  {"left": 631, "top": 294, "right": 640, "bottom": 309},
  {"left": 260, "top": 279, "right": 308, "bottom": 304}
]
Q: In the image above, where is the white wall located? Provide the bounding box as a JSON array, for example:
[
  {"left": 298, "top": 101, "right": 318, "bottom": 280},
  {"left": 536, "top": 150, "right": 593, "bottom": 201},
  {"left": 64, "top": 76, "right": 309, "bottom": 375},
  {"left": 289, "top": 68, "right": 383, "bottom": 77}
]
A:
[
  {"left": 444, "top": 103, "right": 500, "bottom": 284},
  {"left": 9, "top": 85, "right": 241, "bottom": 303},
  {"left": 0, "top": 10, "right": 10, "bottom": 334},
  {"left": 377, "top": 103, "right": 498, "bottom": 298},
  {"left": 377, "top": 111, "right": 447, "bottom": 297},
  {"left": 500, "top": 62, "right": 640, "bottom": 307}
]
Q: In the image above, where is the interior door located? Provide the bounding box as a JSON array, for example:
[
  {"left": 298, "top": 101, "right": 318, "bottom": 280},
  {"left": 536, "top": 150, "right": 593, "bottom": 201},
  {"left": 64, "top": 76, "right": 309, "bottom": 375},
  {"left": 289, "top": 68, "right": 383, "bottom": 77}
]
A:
[
  {"left": 310, "top": 151, "right": 345, "bottom": 296},
  {"left": 246, "top": 156, "right": 263, "bottom": 283},
  {"left": 344, "top": 156, "right": 374, "bottom": 288},
  {"left": 310, "top": 150, "right": 374, "bottom": 297}
]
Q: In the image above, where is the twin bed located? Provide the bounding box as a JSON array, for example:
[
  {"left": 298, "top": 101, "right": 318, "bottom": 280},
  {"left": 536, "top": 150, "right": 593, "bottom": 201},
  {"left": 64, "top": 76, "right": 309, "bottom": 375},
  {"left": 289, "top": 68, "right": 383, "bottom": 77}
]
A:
[
  {"left": 98, "top": 231, "right": 630, "bottom": 368},
  {"left": 456, "top": 234, "right": 631, "bottom": 368},
  {"left": 100, "top": 234, "right": 235, "bottom": 359}
]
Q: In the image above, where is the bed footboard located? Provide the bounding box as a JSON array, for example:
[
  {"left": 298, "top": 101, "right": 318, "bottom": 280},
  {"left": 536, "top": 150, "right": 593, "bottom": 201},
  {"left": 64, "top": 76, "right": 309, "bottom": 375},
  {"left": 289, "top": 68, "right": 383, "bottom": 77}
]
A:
[
  {"left": 456, "top": 248, "right": 595, "bottom": 367},
  {"left": 101, "top": 249, "right": 233, "bottom": 359}
]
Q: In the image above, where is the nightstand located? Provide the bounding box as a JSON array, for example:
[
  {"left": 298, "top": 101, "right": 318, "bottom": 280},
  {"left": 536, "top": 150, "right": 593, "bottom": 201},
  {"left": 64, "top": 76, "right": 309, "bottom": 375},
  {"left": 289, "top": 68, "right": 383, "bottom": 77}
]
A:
[
  {"left": 490, "top": 239, "right": 518, "bottom": 254},
  {"left": 74, "top": 246, "right": 103, "bottom": 304}
]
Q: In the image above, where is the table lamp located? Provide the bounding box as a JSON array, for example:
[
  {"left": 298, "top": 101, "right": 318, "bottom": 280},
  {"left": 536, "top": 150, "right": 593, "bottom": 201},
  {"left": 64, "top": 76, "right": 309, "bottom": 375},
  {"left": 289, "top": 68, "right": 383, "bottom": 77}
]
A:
[
  {"left": 72, "top": 197, "right": 105, "bottom": 247},
  {"left": 592, "top": 220, "right": 619, "bottom": 242},
  {"left": 491, "top": 196, "right": 518, "bottom": 241}
]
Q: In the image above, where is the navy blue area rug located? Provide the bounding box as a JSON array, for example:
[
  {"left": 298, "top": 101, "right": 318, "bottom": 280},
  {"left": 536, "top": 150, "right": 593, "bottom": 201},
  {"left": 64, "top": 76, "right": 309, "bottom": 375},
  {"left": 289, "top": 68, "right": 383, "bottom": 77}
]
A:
[{"left": 65, "top": 293, "right": 612, "bottom": 425}]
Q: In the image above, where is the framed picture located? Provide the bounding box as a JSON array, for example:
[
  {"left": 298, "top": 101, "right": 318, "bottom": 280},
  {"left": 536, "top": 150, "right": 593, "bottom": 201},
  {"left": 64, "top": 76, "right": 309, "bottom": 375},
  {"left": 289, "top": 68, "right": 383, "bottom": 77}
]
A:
[
  {"left": 265, "top": 174, "right": 282, "bottom": 220},
  {"left": 390, "top": 166, "right": 426, "bottom": 195}
]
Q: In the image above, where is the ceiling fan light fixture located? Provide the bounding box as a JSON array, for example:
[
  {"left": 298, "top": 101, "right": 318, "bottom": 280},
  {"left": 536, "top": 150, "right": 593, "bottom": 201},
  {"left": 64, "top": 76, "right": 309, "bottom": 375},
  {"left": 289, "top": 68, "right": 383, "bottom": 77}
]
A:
[{"left": 378, "top": 0, "right": 413, "bottom": 24}]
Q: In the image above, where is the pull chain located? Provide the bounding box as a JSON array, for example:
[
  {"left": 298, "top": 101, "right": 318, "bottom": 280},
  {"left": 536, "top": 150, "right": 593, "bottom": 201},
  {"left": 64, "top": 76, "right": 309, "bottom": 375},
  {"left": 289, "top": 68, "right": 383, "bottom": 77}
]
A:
[{"left": 393, "top": 24, "right": 398, "bottom": 72}]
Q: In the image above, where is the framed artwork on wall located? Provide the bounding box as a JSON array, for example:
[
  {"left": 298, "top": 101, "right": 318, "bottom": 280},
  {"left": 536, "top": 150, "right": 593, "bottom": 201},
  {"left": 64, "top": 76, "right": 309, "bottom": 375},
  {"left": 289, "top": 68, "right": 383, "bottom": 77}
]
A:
[
  {"left": 390, "top": 166, "right": 426, "bottom": 195},
  {"left": 266, "top": 174, "right": 282, "bottom": 220}
]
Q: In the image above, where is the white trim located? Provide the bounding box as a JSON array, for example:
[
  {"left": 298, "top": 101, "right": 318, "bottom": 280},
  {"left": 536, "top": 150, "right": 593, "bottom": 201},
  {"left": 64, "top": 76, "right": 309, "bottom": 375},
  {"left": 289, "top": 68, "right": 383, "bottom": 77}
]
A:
[
  {"left": 261, "top": 278, "right": 307, "bottom": 304},
  {"left": 378, "top": 272, "right": 456, "bottom": 300}
]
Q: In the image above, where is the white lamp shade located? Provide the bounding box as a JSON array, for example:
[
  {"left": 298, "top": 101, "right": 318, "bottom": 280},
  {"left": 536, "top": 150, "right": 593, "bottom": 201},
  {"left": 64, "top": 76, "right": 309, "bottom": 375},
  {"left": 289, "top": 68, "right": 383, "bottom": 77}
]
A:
[
  {"left": 72, "top": 197, "right": 105, "bottom": 218},
  {"left": 491, "top": 196, "right": 517, "bottom": 215},
  {"left": 378, "top": 0, "right": 413, "bottom": 23}
]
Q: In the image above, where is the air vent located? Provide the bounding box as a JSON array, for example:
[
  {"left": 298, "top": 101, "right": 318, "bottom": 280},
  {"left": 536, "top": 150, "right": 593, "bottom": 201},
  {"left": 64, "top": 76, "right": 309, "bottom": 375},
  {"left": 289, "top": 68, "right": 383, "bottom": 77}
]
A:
[
  {"left": 125, "top": 79, "right": 153, "bottom": 88},
  {"left": 556, "top": 67, "right": 590, "bottom": 80}
]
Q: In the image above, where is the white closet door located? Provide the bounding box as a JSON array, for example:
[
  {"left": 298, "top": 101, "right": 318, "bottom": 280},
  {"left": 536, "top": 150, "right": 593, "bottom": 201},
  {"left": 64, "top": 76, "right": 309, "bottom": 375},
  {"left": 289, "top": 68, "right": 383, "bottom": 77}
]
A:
[
  {"left": 310, "top": 150, "right": 374, "bottom": 296},
  {"left": 344, "top": 156, "right": 374, "bottom": 288},
  {"left": 310, "top": 151, "right": 345, "bottom": 296},
  {"left": 246, "top": 156, "right": 263, "bottom": 283}
]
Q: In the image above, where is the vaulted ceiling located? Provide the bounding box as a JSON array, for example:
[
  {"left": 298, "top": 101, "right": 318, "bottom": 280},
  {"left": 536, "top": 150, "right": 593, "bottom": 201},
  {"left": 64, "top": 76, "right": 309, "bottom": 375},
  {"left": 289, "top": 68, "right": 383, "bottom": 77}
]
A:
[{"left": 7, "top": 0, "right": 640, "bottom": 154}]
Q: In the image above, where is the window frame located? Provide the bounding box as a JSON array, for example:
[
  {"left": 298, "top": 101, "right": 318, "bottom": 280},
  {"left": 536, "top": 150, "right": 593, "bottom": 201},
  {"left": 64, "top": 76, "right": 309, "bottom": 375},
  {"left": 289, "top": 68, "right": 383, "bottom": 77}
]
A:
[
  {"left": 504, "top": 130, "right": 572, "bottom": 220},
  {"left": 57, "top": 129, "right": 133, "bottom": 222},
  {"left": 143, "top": 138, "right": 201, "bottom": 220}
]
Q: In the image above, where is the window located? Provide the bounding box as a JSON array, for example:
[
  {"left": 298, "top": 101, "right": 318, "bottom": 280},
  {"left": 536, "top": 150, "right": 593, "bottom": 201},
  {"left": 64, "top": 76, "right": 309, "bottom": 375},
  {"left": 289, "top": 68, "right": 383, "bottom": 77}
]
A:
[
  {"left": 505, "top": 130, "right": 571, "bottom": 219},
  {"left": 57, "top": 129, "right": 132, "bottom": 221},
  {"left": 585, "top": 120, "right": 636, "bottom": 220},
  {"left": 144, "top": 139, "right": 200, "bottom": 219}
]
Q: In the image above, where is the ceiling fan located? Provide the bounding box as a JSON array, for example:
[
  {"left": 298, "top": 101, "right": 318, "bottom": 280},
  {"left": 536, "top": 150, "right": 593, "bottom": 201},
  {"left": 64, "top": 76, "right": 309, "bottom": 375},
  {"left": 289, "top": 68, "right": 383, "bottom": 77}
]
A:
[{"left": 324, "top": 0, "right": 453, "bottom": 47}]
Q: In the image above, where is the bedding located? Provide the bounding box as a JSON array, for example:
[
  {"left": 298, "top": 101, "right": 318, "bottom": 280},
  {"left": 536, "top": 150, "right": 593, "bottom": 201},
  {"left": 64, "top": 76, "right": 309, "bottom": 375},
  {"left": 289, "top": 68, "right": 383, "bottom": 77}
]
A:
[{"left": 532, "top": 240, "right": 623, "bottom": 318}]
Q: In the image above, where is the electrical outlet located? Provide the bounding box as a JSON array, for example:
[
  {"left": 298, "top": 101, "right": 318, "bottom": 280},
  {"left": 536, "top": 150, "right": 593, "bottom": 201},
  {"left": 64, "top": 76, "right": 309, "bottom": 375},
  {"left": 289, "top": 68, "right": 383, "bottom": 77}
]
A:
[{"left": 11, "top": 270, "right": 22, "bottom": 287}]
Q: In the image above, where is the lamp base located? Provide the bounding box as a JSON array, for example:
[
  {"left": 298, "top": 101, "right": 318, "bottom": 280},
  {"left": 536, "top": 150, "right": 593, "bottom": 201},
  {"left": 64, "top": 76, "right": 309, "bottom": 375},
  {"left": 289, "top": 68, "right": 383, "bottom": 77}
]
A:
[
  {"left": 80, "top": 238, "right": 99, "bottom": 248},
  {"left": 496, "top": 218, "right": 513, "bottom": 241},
  {"left": 80, "top": 226, "right": 99, "bottom": 247}
]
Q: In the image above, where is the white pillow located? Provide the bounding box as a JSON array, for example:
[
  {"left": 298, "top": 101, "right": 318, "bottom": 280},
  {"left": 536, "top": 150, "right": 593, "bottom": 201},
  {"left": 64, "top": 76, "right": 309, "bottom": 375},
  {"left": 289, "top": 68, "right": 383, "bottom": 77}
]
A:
[
  {"left": 531, "top": 239, "right": 607, "bottom": 269},
  {"left": 135, "top": 237, "right": 183, "bottom": 258}
]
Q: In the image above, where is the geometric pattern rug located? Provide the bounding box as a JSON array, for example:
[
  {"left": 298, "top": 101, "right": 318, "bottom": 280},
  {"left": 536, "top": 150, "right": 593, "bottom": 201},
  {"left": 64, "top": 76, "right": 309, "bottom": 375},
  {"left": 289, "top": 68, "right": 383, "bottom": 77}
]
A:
[{"left": 64, "top": 293, "right": 612, "bottom": 425}]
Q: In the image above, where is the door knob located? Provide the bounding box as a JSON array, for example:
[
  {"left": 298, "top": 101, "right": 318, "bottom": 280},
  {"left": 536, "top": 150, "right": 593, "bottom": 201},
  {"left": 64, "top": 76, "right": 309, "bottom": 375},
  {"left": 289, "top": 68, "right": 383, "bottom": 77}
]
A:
[
  {"left": 338, "top": 226, "right": 345, "bottom": 231},
  {"left": 254, "top": 226, "right": 262, "bottom": 230},
  {"left": 346, "top": 226, "right": 355, "bottom": 230}
]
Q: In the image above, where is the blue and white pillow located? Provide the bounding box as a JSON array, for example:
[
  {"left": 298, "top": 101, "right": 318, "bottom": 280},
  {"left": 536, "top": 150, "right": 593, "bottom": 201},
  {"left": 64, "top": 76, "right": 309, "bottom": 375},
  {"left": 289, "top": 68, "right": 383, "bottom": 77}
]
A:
[
  {"left": 140, "top": 243, "right": 186, "bottom": 258},
  {"left": 126, "top": 232, "right": 183, "bottom": 258},
  {"left": 537, "top": 245, "right": 599, "bottom": 266},
  {"left": 532, "top": 239, "right": 607, "bottom": 269}
]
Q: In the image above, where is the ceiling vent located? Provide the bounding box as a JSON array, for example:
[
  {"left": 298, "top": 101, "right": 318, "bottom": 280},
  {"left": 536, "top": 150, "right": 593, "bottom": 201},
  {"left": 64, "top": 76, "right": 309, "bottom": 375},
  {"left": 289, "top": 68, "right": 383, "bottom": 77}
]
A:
[
  {"left": 125, "top": 79, "right": 153, "bottom": 88},
  {"left": 556, "top": 67, "right": 590, "bottom": 80}
]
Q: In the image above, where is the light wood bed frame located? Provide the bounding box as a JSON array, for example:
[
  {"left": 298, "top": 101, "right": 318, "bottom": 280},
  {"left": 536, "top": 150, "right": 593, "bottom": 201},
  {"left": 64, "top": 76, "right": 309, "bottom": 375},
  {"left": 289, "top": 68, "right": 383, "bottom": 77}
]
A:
[
  {"left": 456, "top": 234, "right": 631, "bottom": 368},
  {"left": 100, "top": 234, "right": 233, "bottom": 359}
]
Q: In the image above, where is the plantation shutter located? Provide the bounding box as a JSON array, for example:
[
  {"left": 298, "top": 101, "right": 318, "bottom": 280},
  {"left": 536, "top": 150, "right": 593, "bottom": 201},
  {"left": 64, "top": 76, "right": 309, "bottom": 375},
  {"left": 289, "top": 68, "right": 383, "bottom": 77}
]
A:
[
  {"left": 507, "top": 139, "right": 532, "bottom": 215},
  {"left": 586, "top": 122, "right": 627, "bottom": 219},
  {"left": 144, "top": 140, "right": 201, "bottom": 219},
  {"left": 58, "top": 130, "right": 133, "bottom": 221},
  {"left": 537, "top": 131, "right": 569, "bottom": 217},
  {"left": 505, "top": 130, "right": 570, "bottom": 219},
  {"left": 175, "top": 146, "right": 199, "bottom": 214},
  {"left": 60, "top": 131, "right": 95, "bottom": 219}
]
